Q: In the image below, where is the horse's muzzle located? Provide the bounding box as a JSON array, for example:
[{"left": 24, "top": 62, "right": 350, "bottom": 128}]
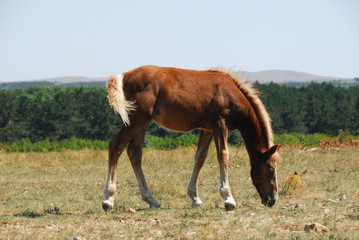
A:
[
  {"left": 261, "top": 193, "right": 277, "bottom": 207},
  {"left": 262, "top": 198, "right": 276, "bottom": 207}
]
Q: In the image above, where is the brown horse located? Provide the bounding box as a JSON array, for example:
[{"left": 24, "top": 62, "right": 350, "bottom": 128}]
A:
[{"left": 102, "top": 65, "right": 281, "bottom": 212}]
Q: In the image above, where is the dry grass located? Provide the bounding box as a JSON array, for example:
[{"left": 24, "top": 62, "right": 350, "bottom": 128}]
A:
[{"left": 0, "top": 145, "right": 359, "bottom": 239}]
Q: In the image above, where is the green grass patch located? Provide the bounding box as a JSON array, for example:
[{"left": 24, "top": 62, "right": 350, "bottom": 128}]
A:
[
  {"left": 1, "top": 132, "right": 358, "bottom": 152},
  {"left": 274, "top": 133, "right": 328, "bottom": 147},
  {"left": 0, "top": 137, "right": 108, "bottom": 152}
]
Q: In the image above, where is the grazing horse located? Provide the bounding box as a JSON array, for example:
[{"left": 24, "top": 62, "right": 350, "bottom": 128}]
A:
[{"left": 102, "top": 65, "right": 280, "bottom": 212}]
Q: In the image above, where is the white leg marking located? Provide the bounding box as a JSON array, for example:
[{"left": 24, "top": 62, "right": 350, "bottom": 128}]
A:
[
  {"left": 187, "top": 131, "right": 212, "bottom": 208},
  {"left": 133, "top": 167, "right": 161, "bottom": 208},
  {"left": 187, "top": 150, "right": 205, "bottom": 207},
  {"left": 218, "top": 149, "right": 236, "bottom": 210},
  {"left": 103, "top": 171, "right": 116, "bottom": 209}
]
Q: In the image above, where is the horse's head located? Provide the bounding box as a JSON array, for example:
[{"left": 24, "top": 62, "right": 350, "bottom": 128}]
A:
[{"left": 250, "top": 144, "right": 281, "bottom": 207}]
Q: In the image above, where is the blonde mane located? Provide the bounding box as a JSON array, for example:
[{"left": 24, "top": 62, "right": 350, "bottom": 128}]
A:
[{"left": 211, "top": 67, "right": 274, "bottom": 148}]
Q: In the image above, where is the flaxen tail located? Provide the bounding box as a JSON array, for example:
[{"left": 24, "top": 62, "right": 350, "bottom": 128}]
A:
[{"left": 106, "top": 74, "right": 136, "bottom": 126}]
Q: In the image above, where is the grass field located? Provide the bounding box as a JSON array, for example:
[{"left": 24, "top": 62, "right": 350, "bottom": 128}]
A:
[{"left": 1, "top": 145, "right": 359, "bottom": 239}]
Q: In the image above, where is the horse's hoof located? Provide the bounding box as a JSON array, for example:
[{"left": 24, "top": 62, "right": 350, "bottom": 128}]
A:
[
  {"left": 102, "top": 201, "right": 113, "bottom": 212},
  {"left": 149, "top": 203, "right": 161, "bottom": 208},
  {"left": 223, "top": 197, "right": 236, "bottom": 211},
  {"left": 191, "top": 199, "right": 203, "bottom": 208},
  {"left": 224, "top": 202, "right": 236, "bottom": 211},
  {"left": 149, "top": 200, "right": 161, "bottom": 208}
]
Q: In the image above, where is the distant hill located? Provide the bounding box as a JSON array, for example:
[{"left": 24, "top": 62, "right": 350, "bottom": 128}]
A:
[
  {"left": 242, "top": 70, "right": 339, "bottom": 83},
  {"left": 25, "top": 76, "right": 107, "bottom": 84},
  {"left": 1, "top": 70, "right": 358, "bottom": 90},
  {"left": 240, "top": 70, "right": 358, "bottom": 87},
  {"left": 0, "top": 76, "right": 107, "bottom": 90}
]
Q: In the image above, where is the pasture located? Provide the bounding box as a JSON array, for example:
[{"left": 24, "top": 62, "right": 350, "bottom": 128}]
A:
[{"left": 0, "top": 145, "right": 358, "bottom": 239}]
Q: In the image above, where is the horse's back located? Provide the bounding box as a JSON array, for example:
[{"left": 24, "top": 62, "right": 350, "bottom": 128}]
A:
[{"left": 122, "top": 66, "right": 249, "bottom": 131}]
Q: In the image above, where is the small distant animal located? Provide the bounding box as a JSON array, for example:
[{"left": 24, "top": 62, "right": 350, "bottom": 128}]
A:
[{"left": 351, "top": 139, "right": 359, "bottom": 148}]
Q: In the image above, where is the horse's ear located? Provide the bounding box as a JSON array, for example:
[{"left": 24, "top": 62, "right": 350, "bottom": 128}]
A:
[{"left": 265, "top": 145, "right": 281, "bottom": 157}]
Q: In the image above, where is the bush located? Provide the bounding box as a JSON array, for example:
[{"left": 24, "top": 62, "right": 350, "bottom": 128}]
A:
[
  {"left": 273, "top": 132, "right": 356, "bottom": 147},
  {"left": 228, "top": 131, "right": 243, "bottom": 147},
  {"left": 144, "top": 134, "right": 198, "bottom": 149}
]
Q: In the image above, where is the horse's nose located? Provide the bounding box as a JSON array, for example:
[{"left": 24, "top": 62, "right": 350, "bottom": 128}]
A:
[
  {"left": 267, "top": 199, "right": 276, "bottom": 207},
  {"left": 262, "top": 198, "right": 276, "bottom": 207},
  {"left": 262, "top": 195, "right": 277, "bottom": 207}
]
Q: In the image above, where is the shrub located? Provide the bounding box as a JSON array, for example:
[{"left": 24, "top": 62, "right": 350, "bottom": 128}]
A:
[
  {"left": 0, "top": 138, "right": 109, "bottom": 152},
  {"left": 228, "top": 131, "right": 243, "bottom": 147},
  {"left": 144, "top": 134, "right": 198, "bottom": 149}
]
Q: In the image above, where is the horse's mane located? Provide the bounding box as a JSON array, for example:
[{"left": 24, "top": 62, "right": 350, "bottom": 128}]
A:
[{"left": 211, "top": 67, "right": 274, "bottom": 148}]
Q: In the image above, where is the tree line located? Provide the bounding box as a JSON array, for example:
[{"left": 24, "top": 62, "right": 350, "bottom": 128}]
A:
[
  {"left": 1, "top": 82, "right": 359, "bottom": 144},
  {"left": 256, "top": 82, "right": 359, "bottom": 135}
]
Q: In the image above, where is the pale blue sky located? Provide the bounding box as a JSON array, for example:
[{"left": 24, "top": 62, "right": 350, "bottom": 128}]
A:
[{"left": 1, "top": 0, "right": 358, "bottom": 82}]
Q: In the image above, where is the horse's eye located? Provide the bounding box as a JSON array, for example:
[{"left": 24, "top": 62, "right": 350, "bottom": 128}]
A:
[{"left": 267, "top": 168, "right": 275, "bottom": 178}]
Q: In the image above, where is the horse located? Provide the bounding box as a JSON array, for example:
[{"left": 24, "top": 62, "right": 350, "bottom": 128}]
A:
[{"left": 102, "top": 65, "right": 281, "bottom": 212}]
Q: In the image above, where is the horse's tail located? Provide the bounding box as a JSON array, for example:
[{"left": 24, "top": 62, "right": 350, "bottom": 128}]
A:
[{"left": 106, "top": 73, "right": 136, "bottom": 126}]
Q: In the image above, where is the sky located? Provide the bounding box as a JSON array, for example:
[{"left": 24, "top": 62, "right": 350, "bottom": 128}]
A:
[{"left": 0, "top": 0, "right": 358, "bottom": 82}]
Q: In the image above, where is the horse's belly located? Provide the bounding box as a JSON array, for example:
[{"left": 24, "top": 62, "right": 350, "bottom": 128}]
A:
[{"left": 153, "top": 107, "right": 202, "bottom": 132}]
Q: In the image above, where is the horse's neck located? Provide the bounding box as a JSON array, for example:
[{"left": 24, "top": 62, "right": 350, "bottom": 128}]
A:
[{"left": 237, "top": 114, "right": 268, "bottom": 156}]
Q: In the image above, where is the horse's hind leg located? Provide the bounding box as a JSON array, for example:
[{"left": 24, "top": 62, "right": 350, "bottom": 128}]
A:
[
  {"left": 187, "top": 129, "right": 213, "bottom": 208},
  {"left": 127, "top": 128, "right": 161, "bottom": 208},
  {"left": 213, "top": 119, "right": 236, "bottom": 211},
  {"left": 102, "top": 125, "right": 142, "bottom": 212}
]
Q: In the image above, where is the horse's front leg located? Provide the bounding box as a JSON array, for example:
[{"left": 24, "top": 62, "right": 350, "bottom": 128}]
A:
[
  {"left": 187, "top": 130, "right": 213, "bottom": 207},
  {"left": 213, "top": 119, "right": 236, "bottom": 211},
  {"left": 102, "top": 126, "right": 139, "bottom": 212},
  {"left": 127, "top": 129, "right": 161, "bottom": 208}
]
